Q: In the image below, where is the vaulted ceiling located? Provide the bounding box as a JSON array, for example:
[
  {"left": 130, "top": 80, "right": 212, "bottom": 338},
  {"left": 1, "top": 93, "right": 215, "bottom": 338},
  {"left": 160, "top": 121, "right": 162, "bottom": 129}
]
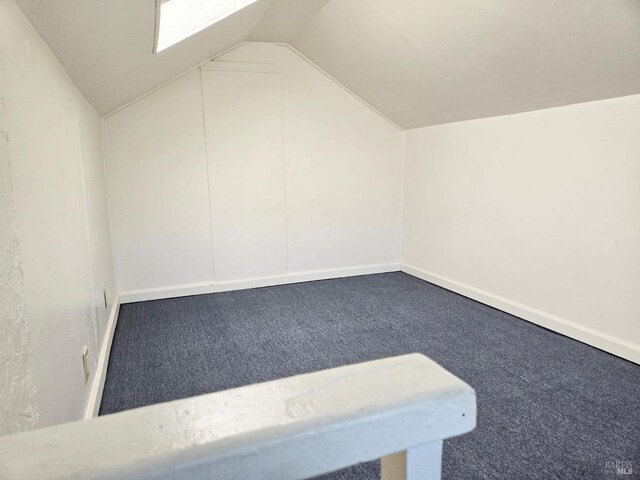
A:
[{"left": 17, "top": 0, "right": 640, "bottom": 128}]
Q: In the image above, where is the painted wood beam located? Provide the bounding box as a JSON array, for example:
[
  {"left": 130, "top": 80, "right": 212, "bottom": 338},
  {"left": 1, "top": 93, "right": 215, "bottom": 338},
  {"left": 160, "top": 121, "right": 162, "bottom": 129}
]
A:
[{"left": 0, "top": 353, "right": 476, "bottom": 480}]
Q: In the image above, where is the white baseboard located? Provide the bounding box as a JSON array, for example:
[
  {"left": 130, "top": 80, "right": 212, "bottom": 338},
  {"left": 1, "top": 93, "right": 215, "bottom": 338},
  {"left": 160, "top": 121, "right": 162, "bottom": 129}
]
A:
[
  {"left": 401, "top": 264, "right": 640, "bottom": 365},
  {"left": 119, "top": 263, "right": 401, "bottom": 304},
  {"left": 84, "top": 296, "right": 120, "bottom": 419}
]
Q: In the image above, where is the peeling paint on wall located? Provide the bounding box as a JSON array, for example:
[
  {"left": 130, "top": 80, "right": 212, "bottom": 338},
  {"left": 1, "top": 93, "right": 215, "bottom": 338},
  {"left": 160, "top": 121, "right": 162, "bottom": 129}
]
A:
[{"left": 0, "top": 123, "right": 39, "bottom": 435}]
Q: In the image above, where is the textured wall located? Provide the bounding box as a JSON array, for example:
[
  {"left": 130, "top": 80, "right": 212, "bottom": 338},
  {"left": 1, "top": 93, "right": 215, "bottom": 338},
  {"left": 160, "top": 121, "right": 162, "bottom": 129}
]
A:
[
  {"left": 0, "top": 0, "right": 115, "bottom": 433},
  {"left": 0, "top": 126, "right": 39, "bottom": 433}
]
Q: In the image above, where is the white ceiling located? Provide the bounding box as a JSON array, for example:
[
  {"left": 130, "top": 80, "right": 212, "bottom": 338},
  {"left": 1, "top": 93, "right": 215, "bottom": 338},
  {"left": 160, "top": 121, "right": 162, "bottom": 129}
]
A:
[
  {"left": 15, "top": 0, "right": 328, "bottom": 115},
  {"left": 291, "top": 0, "right": 640, "bottom": 128},
  {"left": 17, "top": 0, "right": 640, "bottom": 128}
]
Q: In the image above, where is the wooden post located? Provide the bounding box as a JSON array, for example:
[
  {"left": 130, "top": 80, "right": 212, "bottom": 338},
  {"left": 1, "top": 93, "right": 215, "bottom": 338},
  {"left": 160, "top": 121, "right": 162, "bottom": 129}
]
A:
[{"left": 381, "top": 441, "right": 443, "bottom": 480}]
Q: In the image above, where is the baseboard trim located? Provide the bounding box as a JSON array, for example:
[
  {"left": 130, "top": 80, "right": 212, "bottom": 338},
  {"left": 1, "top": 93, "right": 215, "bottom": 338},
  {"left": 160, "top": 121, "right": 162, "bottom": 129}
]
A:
[
  {"left": 401, "top": 264, "right": 640, "bottom": 364},
  {"left": 84, "top": 296, "right": 120, "bottom": 419},
  {"left": 119, "top": 263, "right": 401, "bottom": 304}
]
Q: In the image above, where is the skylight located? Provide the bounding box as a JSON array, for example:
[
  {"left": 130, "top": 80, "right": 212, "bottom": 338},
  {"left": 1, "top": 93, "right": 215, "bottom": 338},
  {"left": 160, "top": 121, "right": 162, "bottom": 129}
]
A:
[{"left": 154, "top": 0, "right": 257, "bottom": 53}]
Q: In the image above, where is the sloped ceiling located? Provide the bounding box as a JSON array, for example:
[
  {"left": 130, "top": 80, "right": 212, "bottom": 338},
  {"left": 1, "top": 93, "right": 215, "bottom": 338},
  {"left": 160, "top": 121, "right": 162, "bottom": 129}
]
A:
[
  {"left": 290, "top": 0, "right": 640, "bottom": 128},
  {"left": 17, "top": 0, "right": 640, "bottom": 128},
  {"left": 15, "top": 0, "right": 329, "bottom": 115}
]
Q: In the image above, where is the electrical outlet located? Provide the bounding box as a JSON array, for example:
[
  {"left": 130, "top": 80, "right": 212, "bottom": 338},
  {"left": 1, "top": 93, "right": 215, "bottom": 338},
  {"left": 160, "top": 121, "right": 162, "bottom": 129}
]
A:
[
  {"left": 81, "top": 346, "right": 89, "bottom": 385},
  {"left": 103, "top": 287, "right": 108, "bottom": 309}
]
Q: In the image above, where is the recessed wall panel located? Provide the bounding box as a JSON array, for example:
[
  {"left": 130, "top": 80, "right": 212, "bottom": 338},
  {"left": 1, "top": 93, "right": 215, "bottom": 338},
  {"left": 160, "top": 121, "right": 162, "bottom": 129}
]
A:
[{"left": 202, "top": 68, "right": 288, "bottom": 281}]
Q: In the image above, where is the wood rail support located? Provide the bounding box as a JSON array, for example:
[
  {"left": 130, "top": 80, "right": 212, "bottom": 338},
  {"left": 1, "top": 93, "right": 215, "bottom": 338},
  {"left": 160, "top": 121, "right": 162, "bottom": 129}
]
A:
[{"left": 381, "top": 441, "right": 443, "bottom": 480}]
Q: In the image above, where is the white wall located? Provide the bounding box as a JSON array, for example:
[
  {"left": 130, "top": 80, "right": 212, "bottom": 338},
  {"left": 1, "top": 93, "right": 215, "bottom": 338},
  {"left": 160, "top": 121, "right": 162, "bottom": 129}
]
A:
[
  {"left": 105, "top": 70, "right": 214, "bottom": 291},
  {"left": 0, "top": 0, "right": 115, "bottom": 434},
  {"left": 402, "top": 95, "right": 640, "bottom": 363},
  {"left": 105, "top": 42, "right": 403, "bottom": 298}
]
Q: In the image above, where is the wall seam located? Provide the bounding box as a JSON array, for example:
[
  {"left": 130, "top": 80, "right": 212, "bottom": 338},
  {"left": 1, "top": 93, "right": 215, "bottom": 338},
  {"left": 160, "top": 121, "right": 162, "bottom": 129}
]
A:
[
  {"left": 74, "top": 114, "right": 100, "bottom": 372},
  {"left": 399, "top": 129, "right": 407, "bottom": 264},
  {"left": 100, "top": 118, "right": 120, "bottom": 298},
  {"left": 199, "top": 68, "right": 218, "bottom": 283},
  {"left": 277, "top": 46, "right": 291, "bottom": 274}
]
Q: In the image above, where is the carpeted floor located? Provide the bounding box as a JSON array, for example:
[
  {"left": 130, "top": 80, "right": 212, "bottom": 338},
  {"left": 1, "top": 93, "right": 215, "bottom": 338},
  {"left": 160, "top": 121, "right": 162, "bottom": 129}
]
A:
[{"left": 100, "top": 272, "right": 640, "bottom": 479}]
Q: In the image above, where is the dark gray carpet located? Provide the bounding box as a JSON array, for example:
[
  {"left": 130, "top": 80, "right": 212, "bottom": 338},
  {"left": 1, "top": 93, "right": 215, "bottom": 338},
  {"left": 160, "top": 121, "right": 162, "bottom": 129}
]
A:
[{"left": 100, "top": 272, "right": 640, "bottom": 479}]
